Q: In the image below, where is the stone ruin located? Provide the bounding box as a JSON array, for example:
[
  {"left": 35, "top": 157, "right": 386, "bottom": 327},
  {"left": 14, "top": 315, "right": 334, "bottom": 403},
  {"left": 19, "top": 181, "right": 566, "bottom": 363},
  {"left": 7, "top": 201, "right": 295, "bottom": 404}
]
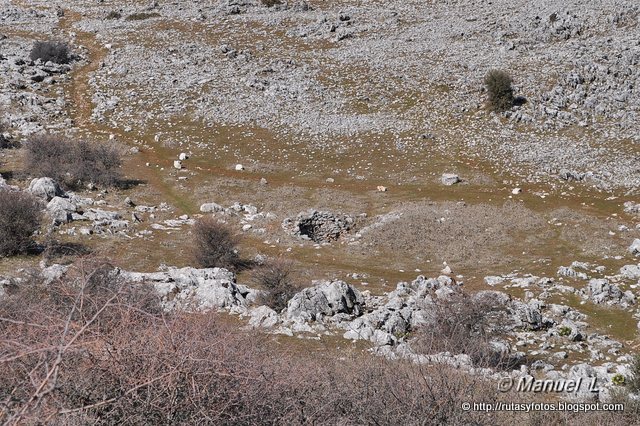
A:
[{"left": 282, "top": 209, "right": 355, "bottom": 243}]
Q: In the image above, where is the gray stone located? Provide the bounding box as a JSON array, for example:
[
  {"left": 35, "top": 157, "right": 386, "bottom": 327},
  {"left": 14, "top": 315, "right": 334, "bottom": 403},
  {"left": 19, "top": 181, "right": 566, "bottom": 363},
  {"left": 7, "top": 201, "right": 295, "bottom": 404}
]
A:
[
  {"left": 200, "top": 202, "right": 224, "bottom": 213},
  {"left": 120, "top": 266, "right": 258, "bottom": 312},
  {"left": 282, "top": 210, "right": 355, "bottom": 243},
  {"left": 441, "top": 173, "right": 461, "bottom": 186},
  {"left": 46, "top": 196, "right": 77, "bottom": 225},
  {"left": 286, "top": 280, "right": 364, "bottom": 321},
  {"left": 28, "top": 177, "right": 64, "bottom": 201}
]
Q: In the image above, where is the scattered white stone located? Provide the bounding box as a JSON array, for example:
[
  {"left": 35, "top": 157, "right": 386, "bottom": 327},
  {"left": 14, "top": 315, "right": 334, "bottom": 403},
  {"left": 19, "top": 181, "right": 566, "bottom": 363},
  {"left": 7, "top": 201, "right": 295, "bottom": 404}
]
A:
[
  {"left": 441, "top": 173, "right": 460, "bottom": 186},
  {"left": 512, "top": 187, "right": 522, "bottom": 194},
  {"left": 200, "top": 202, "right": 224, "bottom": 213},
  {"left": 179, "top": 152, "right": 188, "bottom": 160},
  {"left": 235, "top": 164, "right": 244, "bottom": 171},
  {"left": 173, "top": 160, "right": 182, "bottom": 169}
]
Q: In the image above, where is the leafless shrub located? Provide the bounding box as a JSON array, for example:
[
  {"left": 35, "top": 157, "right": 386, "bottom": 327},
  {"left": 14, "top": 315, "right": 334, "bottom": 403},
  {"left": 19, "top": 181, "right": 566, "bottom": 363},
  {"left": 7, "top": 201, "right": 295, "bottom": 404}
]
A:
[
  {"left": 2, "top": 259, "right": 639, "bottom": 424},
  {"left": 485, "top": 69, "right": 515, "bottom": 112},
  {"left": 29, "top": 41, "right": 70, "bottom": 64},
  {"left": 253, "top": 259, "right": 302, "bottom": 311},
  {"left": 192, "top": 218, "right": 245, "bottom": 271},
  {"left": 0, "top": 120, "right": 18, "bottom": 149},
  {"left": 24, "top": 136, "right": 122, "bottom": 189},
  {"left": 105, "top": 11, "right": 122, "bottom": 20},
  {"left": 0, "top": 259, "right": 495, "bottom": 424},
  {"left": 628, "top": 354, "right": 640, "bottom": 393},
  {"left": 412, "top": 290, "right": 520, "bottom": 370},
  {"left": 261, "top": 0, "right": 283, "bottom": 7},
  {"left": 0, "top": 190, "right": 42, "bottom": 257}
]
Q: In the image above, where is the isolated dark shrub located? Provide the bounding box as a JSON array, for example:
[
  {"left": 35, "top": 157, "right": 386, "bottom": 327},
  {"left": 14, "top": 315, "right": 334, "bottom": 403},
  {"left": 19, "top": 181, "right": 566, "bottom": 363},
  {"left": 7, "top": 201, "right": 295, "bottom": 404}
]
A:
[
  {"left": 24, "top": 136, "right": 122, "bottom": 189},
  {"left": 29, "top": 40, "right": 70, "bottom": 64},
  {"left": 484, "top": 69, "right": 514, "bottom": 112},
  {"left": 253, "top": 259, "right": 301, "bottom": 311},
  {"left": 261, "top": 0, "right": 282, "bottom": 7},
  {"left": 105, "top": 11, "right": 122, "bottom": 20},
  {"left": 125, "top": 12, "right": 161, "bottom": 21},
  {"left": 0, "top": 190, "right": 42, "bottom": 257},
  {"left": 193, "top": 218, "right": 243, "bottom": 271},
  {"left": 0, "top": 121, "right": 18, "bottom": 149}
]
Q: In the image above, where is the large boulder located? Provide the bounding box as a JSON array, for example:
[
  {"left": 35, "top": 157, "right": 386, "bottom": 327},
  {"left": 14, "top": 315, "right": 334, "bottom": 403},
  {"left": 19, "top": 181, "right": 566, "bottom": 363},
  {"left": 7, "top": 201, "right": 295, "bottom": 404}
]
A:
[
  {"left": 200, "top": 202, "right": 224, "bottom": 213},
  {"left": 46, "top": 196, "right": 77, "bottom": 225},
  {"left": 28, "top": 177, "right": 64, "bottom": 201},
  {"left": 585, "top": 278, "right": 635, "bottom": 307},
  {"left": 120, "top": 267, "right": 259, "bottom": 312},
  {"left": 620, "top": 264, "right": 640, "bottom": 280},
  {"left": 286, "top": 280, "right": 364, "bottom": 321}
]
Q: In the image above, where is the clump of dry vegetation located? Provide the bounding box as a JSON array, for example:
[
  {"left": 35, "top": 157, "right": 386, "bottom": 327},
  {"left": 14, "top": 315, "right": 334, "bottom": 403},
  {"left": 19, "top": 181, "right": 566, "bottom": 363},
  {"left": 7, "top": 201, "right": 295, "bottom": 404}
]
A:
[
  {"left": 261, "top": 0, "right": 283, "bottom": 7},
  {"left": 105, "top": 11, "right": 122, "bottom": 20},
  {"left": 413, "top": 290, "right": 520, "bottom": 370},
  {"left": 29, "top": 41, "right": 70, "bottom": 64},
  {"left": 0, "top": 190, "right": 42, "bottom": 257},
  {"left": 192, "top": 218, "right": 245, "bottom": 271},
  {"left": 1, "top": 260, "right": 639, "bottom": 424},
  {"left": 253, "top": 258, "right": 302, "bottom": 311},
  {"left": 0, "top": 260, "right": 493, "bottom": 424},
  {"left": 484, "top": 69, "right": 515, "bottom": 112},
  {"left": 24, "top": 136, "right": 122, "bottom": 189},
  {"left": 125, "top": 12, "right": 161, "bottom": 21}
]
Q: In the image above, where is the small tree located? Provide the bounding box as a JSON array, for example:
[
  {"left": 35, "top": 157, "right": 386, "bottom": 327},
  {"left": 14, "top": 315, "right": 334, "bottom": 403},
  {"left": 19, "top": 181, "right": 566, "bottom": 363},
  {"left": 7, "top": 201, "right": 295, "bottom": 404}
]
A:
[
  {"left": 193, "top": 218, "right": 243, "bottom": 271},
  {"left": 0, "top": 190, "right": 42, "bottom": 257},
  {"left": 484, "top": 69, "right": 514, "bottom": 112},
  {"left": 30, "top": 41, "right": 70, "bottom": 64},
  {"left": 253, "top": 259, "right": 301, "bottom": 311}
]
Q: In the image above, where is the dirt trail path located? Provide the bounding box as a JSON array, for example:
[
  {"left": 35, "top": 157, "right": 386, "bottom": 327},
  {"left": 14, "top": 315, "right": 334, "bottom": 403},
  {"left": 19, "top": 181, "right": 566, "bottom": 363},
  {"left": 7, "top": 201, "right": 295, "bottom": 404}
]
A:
[{"left": 5, "top": 2, "right": 197, "bottom": 214}]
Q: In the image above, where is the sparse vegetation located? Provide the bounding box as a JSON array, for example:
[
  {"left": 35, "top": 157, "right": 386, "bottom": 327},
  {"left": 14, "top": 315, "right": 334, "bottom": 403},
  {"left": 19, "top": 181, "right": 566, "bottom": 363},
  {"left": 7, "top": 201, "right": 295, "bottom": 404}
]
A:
[
  {"left": 193, "top": 218, "right": 244, "bottom": 271},
  {"left": 0, "top": 260, "right": 497, "bottom": 424},
  {"left": 612, "top": 374, "right": 626, "bottom": 386},
  {"left": 29, "top": 40, "right": 70, "bottom": 64},
  {"left": 484, "top": 69, "right": 515, "bottom": 112},
  {"left": 253, "top": 259, "right": 301, "bottom": 311},
  {"left": 125, "top": 12, "right": 161, "bottom": 21},
  {"left": 261, "top": 0, "right": 283, "bottom": 7},
  {"left": 0, "top": 190, "right": 42, "bottom": 257},
  {"left": 105, "top": 11, "right": 122, "bottom": 20},
  {"left": 628, "top": 354, "right": 640, "bottom": 393},
  {"left": 558, "top": 326, "right": 572, "bottom": 337},
  {"left": 413, "top": 290, "right": 520, "bottom": 369},
  {"left": 24, "top": 136, "right": 122, "bottom": 189}
]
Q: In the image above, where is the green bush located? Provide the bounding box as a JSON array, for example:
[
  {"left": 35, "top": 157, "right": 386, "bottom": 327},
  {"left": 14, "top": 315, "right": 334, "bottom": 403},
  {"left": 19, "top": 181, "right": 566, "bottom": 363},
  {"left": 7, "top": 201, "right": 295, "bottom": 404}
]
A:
[{"left": 484, "top": 69, "right": 514, "bottom": 112}]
